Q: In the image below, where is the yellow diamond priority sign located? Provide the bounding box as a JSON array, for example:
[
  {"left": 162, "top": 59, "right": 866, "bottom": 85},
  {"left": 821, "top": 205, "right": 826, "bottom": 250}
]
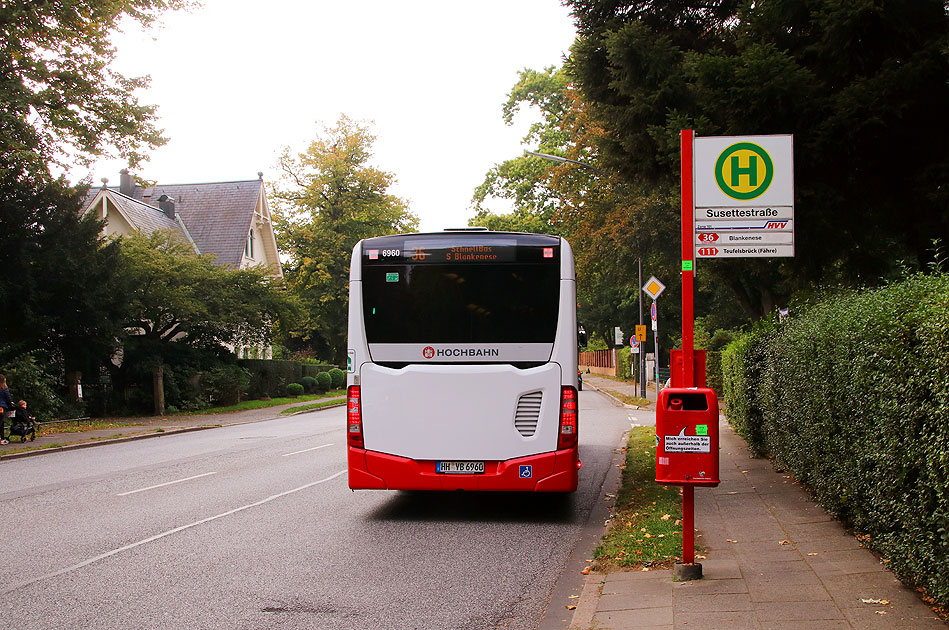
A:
[{"left": 642, "top": 276, "right": 665, "bottom": 301}]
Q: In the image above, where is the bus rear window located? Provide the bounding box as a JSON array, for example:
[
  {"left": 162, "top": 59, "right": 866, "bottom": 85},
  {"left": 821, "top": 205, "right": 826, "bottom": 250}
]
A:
[{"left": 363, "top": 262, "right": 560, "bottom": 344}]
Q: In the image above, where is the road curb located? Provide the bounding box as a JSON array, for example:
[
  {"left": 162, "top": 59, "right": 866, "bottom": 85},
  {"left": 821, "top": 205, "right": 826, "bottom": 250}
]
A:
[
  {"left": 585, "top": 379, "right": 654, "bottom": 411},
  {"left": 0, "top": 425, "right": 220, "bottom": 461},
  {"left": 563, "top": 427, "right": 629, "bottom": 630},
  {"left": 281, "top": 401, "right": 346, "bottom": 416},
  {"left": 0, "top": 398, "right": 349, "bottom": 462}
]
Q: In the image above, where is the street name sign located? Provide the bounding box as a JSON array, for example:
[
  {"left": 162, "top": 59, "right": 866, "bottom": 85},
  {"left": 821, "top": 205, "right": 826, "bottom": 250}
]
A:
[{"left": 694, "top": 135, "right": 794, "bottom": 258}]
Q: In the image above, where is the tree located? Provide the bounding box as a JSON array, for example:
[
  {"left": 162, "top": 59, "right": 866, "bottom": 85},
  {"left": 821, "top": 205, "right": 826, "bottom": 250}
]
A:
[
  {"left": 566, "top": 0, "right": 949, "bottom": 312},
  {"left": 471, "top": 64, "right": 693, "bottom": 347},
  {"left": 271, "top": 116, "right": 418, "bottom": 364},
  {"left": 117, "top": 231, "right": 295, "bottom": 351},
  {"left": 0, "top": 173, "right": 129, "bottom": 408},
  {"left": 111, "top": 230, "right": 296, "bottom": 413},
  {"left": 0, "top": 0, "right": 193, "bottom": 415},
  {"left": 471, "top": 66, "right": 595, "bottom": 235},
  {"left": 0, "top": 0, "right": 190, "bottom": 182}
]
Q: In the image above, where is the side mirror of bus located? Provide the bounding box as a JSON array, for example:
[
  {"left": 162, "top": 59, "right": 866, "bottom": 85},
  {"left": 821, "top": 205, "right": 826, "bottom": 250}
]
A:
[{"left": 577, "top": 326, "right": 587, "bottom": 347}]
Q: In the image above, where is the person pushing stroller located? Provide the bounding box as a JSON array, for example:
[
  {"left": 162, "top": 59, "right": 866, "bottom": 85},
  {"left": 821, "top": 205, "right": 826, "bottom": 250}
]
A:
[
  {"left": 0, "top": 374, "right": 12, "bottom": 444},
  {"left": 9, "top": 400, "right": 36, "bottom": 442}
]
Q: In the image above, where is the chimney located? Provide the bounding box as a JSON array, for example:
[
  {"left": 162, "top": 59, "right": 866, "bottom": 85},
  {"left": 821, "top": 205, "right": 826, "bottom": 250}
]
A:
[
  {"left": 157, "top": 194, "right": 176, "bottom": 220},
  {"left": 119, "top": 169, "right": 134, "bottom": 196}
]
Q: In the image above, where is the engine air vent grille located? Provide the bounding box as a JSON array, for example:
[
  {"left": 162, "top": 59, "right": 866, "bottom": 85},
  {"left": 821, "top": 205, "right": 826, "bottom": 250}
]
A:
[{"left": 514, "top": 391, "right": 543, "bottom": 437}]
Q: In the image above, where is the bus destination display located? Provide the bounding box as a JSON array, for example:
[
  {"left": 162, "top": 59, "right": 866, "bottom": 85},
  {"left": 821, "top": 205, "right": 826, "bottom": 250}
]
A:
[{"left": 363, "top": 238, "right": 557, "bottom": 265}]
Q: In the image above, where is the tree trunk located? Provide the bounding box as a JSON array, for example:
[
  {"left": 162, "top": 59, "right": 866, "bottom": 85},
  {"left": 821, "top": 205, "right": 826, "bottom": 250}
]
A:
[
  {"left": 65, "top": 371, "right": 82, "bottom": 403},
  {"left": 152, "top": 365, "right": 165, "bottom": 416}
]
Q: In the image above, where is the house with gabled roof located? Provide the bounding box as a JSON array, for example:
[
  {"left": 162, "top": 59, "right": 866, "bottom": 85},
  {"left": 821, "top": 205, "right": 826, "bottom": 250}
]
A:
[
  {"left": 82, "top": 169, "right": 284, "bottom": 359},
  {"left": 83, "top": 169, "right": 282, "bottom": 279}
]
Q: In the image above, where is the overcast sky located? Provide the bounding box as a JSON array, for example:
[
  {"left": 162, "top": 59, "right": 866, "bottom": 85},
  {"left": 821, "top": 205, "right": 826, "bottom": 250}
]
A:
[{"left": 81, "top": 0, "right": 577, "bottom": 232}]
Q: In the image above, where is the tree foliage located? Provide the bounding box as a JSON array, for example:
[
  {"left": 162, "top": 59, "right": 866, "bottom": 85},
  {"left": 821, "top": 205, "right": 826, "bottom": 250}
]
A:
[
  {"left": 117, "top": 230, "right": 295, "bottom": 352},
  {"left": 271, "top": 115, "right": 418, "bottom": 363},
  {"left": 0, "top": 0, "right": 192, "bottom": 181},
  {"left": 0, "top": 175, "right": 127, "bottom": 381},
  {"left": 471, "top": 66, "right": 597, "bottom": 236},
  {"left": 475, "top": 0, "right": 948, "bottom": 349},
  {"left": 567, "top": 0, "right": 949, "bottom": 288}
]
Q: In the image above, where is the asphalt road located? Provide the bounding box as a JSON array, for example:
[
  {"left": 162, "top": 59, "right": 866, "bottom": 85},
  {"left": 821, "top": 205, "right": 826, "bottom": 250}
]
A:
[{"left": 0, "top": 388, "right": 632, "bottom": 630}]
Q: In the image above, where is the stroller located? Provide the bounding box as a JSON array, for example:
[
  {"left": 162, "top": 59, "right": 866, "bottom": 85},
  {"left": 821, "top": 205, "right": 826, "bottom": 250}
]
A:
[{"left": 8, "top": 406, "right": 35, "bottom": 442}]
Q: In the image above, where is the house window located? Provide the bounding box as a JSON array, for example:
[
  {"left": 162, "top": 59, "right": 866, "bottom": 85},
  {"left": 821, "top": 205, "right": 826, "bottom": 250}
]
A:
[{"left": 246, "top": 230, "right": 255, "bottom": 259}]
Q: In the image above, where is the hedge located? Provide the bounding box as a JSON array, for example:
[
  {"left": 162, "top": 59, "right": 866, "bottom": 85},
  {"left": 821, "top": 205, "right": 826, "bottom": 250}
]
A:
[
  {"left": 302, "top": 363, "right": 338, "bottom": 378},
  {"left": 239, "top": 359, "right": 302, "bottom": 398},
  {"left": 721, "top": 272, "right": 949, "bottom": 607}
]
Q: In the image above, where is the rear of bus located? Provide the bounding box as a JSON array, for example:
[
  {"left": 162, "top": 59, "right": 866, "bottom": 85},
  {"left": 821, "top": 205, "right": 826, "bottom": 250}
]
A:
[{"left": 346, "top": 231, "right": 580, "bottom": 492}]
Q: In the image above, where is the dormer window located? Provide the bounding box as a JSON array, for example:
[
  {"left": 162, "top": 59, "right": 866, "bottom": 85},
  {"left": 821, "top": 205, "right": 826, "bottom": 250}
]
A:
[{"left": 245, "top": 229, "right": 255, "bottom": 259}]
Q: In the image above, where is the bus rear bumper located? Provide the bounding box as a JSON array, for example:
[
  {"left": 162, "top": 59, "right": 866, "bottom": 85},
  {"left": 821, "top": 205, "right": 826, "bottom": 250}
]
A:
[{"left": 348, "top": 447, "right": 579, "bottom": 492}]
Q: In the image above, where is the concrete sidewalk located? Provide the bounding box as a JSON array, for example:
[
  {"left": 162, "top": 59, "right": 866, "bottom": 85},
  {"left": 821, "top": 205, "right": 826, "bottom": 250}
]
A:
[
  {"left": 574, "top": 375, "right": 945, "bottom": 629},
  {"left": 0, "top": 396, "right": 345, "bottom": 460}
]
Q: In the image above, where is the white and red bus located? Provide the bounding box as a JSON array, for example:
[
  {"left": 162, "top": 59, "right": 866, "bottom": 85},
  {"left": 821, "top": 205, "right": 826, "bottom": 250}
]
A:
[{"left": 346, "top": 230, "right": 581, "bottom": 491}]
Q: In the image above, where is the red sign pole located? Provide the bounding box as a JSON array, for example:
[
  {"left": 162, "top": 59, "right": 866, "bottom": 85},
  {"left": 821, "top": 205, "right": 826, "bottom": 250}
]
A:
[
  {"left": 683, "top": 485, "right": 695, "bottom": 563},
  {"left": 681, "top": 129, "right": 695, "bottom": 389},
  {"left": 680, "top": 129, "right": 697, "bottom": 570}
]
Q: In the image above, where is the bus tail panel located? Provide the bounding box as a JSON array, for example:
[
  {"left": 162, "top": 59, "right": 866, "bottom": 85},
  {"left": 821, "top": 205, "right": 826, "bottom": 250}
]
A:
[
  {"left": 359, "top": 363, "right": 563, "bottom": 461},
  {"left": 347, "top": 447, "right": 579, "bottom": 492}
]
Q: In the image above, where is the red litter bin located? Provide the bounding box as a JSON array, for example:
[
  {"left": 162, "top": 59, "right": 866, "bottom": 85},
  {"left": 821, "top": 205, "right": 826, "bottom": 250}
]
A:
[{"left": 655, "top": 387, "right": 719, "bottom": 486}]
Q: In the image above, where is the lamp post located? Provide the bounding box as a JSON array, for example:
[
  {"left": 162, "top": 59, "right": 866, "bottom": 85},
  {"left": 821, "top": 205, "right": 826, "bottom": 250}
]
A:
[{"left": 524, "top": 150, "right": 605, "bottom": 174}]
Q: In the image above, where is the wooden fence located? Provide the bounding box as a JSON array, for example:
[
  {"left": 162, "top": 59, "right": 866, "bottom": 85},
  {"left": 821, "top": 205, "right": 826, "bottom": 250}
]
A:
[{"left": 578, "top": 349, "right": 617, "bottom": 377}]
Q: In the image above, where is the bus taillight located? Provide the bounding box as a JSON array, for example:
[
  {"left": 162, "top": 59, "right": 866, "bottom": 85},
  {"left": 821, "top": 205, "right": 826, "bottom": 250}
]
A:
[
  {"left": 348, "top": 385, "right": 364, "bottom": 448},
  {"left": 558, "top": 386, "right": 578, "bottom": 450}
]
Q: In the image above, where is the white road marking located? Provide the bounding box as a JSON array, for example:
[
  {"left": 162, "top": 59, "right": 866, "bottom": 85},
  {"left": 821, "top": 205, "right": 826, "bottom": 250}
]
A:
[
  {"left": 4, "top": 469, "right": 347, "bottom": 595},
  {"left": 117, "top": 472, "right": 218, "bottom": 496},
  {"left": 282, "top": 443, "right": 333, "bottom": 457}
]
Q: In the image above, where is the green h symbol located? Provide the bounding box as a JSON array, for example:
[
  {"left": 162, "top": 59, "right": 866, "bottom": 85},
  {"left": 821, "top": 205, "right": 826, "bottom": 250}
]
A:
[{"left": 731, "top": 154, "right": 758, "bottom": 187}]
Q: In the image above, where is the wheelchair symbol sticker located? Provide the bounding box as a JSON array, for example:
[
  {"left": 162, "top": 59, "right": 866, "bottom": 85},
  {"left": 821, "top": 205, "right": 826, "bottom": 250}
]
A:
[{"left": 519, "top": 465, "right": 533, "bottom": 478}]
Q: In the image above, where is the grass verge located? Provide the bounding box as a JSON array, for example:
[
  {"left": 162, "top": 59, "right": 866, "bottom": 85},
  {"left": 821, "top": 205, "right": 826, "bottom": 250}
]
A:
[
  {"left": 593, "top": 425, "right": 686, "bottom": 572},
  {"left": 280, "top": 399, "right": 346, "bottom": 415},
  {"left": 600, "top": 389, "right": 651, "bottom": 407},
  {"left": 36, "top": 420, "right": 127, "bottom": 435},
  {"left": 184, "top": 390, "right": 346, "bottom": 415}
]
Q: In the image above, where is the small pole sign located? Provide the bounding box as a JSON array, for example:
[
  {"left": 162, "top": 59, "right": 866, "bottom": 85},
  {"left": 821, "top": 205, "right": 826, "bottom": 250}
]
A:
[
  {"left": 635, "top": 325, "right": 647, "bottom": 343},
  {"left": 642, "top": 276, "right": 665, "bottom": 300}
]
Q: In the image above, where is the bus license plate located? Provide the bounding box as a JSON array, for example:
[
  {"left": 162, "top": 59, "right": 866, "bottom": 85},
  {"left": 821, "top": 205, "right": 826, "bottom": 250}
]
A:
[{"left": 436, "top": 461, "right": 485, "bottom": 474}]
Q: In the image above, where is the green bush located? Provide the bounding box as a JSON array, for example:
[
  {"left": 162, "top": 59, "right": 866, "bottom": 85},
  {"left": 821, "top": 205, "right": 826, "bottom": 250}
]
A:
[
  {"left": 0, "top": 352, "right": 64, "bottom": 421},
  {"left": 316, "top": 371, "right": 332, "bottom": 392},
  {"left": 201, "top": 365, "right": 251, "bottom": 406},
  {"left": 286, "top": 382, "right": 304, "bottom": 397},
  {"left": 614, "top": 346, "right": 632, "bottom": 380},
  {"left": 721, "top": 272, "right": 949, "bottom": 608},
  {"left": 300, "top": 376, "right": 317, "bottom": 393},
  {"left": 328, "top": 368, "right": 345, "bottom": 390}
]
